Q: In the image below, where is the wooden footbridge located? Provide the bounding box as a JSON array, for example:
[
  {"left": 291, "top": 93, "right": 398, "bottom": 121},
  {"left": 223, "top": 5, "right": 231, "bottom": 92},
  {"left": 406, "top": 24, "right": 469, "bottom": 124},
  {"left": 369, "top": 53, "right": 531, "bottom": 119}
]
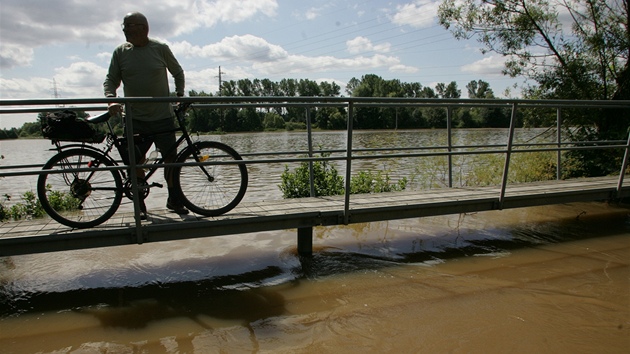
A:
[
  {"left": 1, "top": 97, "right": 629, "bottom": 257},
  {"left": 1, "top": 176, "right": 628, "bottom": 257}
]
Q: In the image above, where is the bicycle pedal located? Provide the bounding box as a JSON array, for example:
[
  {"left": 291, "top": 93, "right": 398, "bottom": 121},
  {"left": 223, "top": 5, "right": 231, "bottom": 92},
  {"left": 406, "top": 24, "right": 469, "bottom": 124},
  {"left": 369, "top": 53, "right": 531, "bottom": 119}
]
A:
[{"left": 152, "top": 183, "right": 163, "bottom": 188}]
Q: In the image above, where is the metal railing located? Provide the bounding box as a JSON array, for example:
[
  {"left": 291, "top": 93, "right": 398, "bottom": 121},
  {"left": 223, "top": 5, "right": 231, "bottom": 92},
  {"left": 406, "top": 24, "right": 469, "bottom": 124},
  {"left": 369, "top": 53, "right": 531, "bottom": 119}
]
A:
[{"left": 1, "top": 96, "right": 629, "bottom": 230}]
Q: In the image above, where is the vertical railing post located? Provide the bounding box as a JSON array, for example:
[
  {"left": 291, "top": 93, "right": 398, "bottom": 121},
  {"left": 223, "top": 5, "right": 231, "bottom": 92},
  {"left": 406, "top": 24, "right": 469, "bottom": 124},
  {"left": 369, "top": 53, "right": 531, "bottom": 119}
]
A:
[
  {"left": 343, "top": 102, "right": 354, "bottom": 225},
  {"left": 557, "top": 107, "right": 562, "bottom": 180},
  {"left": 498, "top": 103, "right": 518, "bottom": 209},
  {"left": 447, "top": 106, "right": 453, "bottom": 188},
  {"left": 617, "top": 128, "right": 630, "bottom": 193},
  {"left": 306, "top": 107, "right": 315, "bottom": 197},
  {"left": 123, "top": 108, "right": 145, "bottom": 244}
]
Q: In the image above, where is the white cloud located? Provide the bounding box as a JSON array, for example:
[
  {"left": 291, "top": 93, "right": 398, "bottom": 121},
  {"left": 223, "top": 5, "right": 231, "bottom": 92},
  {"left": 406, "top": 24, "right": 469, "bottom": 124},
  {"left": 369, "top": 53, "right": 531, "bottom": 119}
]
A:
[
  {"left": 96, "top": 52, "right": 113, "bottom": 61},
  {"left": 389, "top": 64, "right": 419, "bottom": 73},
  {"left": 0, "top": 0, "right": 279, "bottom": 69},
  {"left": 297, "top": 3, "right": 335, "bottom": 21},
  {"left": 191, "top": 0, "right": 278, "bottom": 28},
  {"left": 169, "top": 34, "right": 405, "bottom": 77},
  {"left": 1, "top": 61, "right": 105, "bottom": 100},
  {"left": 0, "top": 44, "right": 34, "bottom": 69},
  {"left": 346, "top": 36, "right": 391, "bottom": 54},
  {"left": 306, "top": 8, "right": 321, "bottom": 20},
  {"left": 1, "top": 28, "right": 411, "bottom": 101},
  {"left": 0, "top": 77, "right": 57, "bottom": 99},
  {"left": 53, "top": 62, "right": 108, "bottom": 97},
  {"left": 252, "top": 53, "right": 403, "bottom": 76},
  {"left": 390, "top": 0, "right": 440, "bottom": 29},
  {"left": 170, "top": 35, "right": 289, "bottom": 63},
  {"left": 461, "top": 56, "right": 507, "bottom": 76}
]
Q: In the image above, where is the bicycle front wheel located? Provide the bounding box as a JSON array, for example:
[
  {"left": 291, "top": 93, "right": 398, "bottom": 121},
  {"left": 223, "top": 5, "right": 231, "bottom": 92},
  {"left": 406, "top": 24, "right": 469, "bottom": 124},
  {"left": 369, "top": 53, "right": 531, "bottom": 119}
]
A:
[
  {"left": 37, "top": 148, "right": 123, "bottom": 228},
  {"left": 174, "top": 141, "right": 248, "bottom": 216}
]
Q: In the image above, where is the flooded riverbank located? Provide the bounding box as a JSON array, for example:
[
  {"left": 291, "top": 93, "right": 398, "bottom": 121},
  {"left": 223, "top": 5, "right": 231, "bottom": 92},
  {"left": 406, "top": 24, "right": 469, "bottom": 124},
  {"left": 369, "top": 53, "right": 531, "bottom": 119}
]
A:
[{"left": 1, "top": 201, "right": 628, "bottom": 353}]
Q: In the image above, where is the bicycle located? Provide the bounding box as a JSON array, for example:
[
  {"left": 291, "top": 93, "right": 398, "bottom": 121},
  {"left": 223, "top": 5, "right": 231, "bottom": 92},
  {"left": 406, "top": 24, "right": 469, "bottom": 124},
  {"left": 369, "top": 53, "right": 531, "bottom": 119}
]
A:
[{"left": 37, "top": 102, "right": 248, "bottom": 229}]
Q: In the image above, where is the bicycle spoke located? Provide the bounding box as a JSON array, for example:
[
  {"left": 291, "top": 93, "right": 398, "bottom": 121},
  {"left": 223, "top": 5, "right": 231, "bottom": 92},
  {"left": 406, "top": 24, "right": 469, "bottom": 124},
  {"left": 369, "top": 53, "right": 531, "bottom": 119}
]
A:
[
  {"left": 38, "top": 149, "right": 123, "bottom": 228},
  {"left": 175, "top": 141, "right": 247, "bottom": 216}
]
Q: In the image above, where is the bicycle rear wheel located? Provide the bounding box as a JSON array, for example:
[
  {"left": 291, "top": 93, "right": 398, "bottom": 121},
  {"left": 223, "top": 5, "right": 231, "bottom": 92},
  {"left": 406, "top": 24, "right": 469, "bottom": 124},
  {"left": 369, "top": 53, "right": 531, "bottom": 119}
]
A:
[
  {"left": 37, "top": 148, "right": 123, "bottom": 228},
  {"left": 174, "top": 141, "right": 248, "bottom": 216}
]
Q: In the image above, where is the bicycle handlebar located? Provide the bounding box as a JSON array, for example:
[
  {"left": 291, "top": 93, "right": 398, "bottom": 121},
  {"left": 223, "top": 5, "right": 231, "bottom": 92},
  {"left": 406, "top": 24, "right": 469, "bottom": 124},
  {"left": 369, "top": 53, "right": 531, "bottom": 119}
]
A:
[
  {"left": 87, "top": 102, "right": 191, "bottom": 124},
  {"left": 174, "top": 102, "right": 191, "bottom": 116}
]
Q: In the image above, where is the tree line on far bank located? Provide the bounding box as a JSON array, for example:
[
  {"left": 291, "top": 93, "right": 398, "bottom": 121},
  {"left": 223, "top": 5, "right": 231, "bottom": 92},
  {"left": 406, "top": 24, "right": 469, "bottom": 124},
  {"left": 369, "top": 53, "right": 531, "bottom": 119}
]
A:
[
  {"left": 2, "top": 76, "right": 529, "bottom": 140},
  {"left": 184, "top": 76, "right": 523, "bottom": 133}
]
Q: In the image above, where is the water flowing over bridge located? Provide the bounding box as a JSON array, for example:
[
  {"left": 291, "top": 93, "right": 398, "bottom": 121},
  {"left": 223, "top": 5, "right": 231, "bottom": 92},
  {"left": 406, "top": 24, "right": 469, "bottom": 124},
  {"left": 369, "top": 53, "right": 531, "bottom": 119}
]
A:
[{"left": 1, "top": 97, "right": 629, "bottom": 257}]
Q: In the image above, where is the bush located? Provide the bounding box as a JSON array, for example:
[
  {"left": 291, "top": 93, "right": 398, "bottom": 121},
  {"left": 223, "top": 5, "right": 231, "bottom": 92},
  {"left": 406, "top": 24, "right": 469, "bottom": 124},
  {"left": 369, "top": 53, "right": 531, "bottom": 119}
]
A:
[
  {"left": 285, "top": 121, "right": 306, "bottom": 131},
  {"left": 0, "top": 188, "right": 79, "bottom": 221},
  {"left": 0, "top": 199, "right": 8, "bottom": 221},
  {"left": 467, "top": 151, "right": 556, "bottom": 186},
  {"left": 279, "top": 155, "right": 408, "bottom": 198},
  {"left": 3, "top": 191, "right": 44, "bottom": 220},
  {"left": 45, "top": 187, "right": 81, "bottom": 212},
  {"left": 280, "top": 159, "right": 344, "bottom": 198},
  {"left": 350, "top": 171, "right": 407, "bottom": 194}
]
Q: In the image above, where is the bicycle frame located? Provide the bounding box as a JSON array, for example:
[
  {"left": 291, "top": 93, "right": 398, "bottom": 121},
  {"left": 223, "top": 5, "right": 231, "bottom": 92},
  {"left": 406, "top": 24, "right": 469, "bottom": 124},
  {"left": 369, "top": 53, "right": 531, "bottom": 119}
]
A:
[
  {"left": 118, "top": 103, "right": 205, "bottom": 184},
  {"left": 129, "top": 127, "right": 193, "bottom": 183},
  {"left": 52, "top": 103, "right": 200, "bottom": 186}
]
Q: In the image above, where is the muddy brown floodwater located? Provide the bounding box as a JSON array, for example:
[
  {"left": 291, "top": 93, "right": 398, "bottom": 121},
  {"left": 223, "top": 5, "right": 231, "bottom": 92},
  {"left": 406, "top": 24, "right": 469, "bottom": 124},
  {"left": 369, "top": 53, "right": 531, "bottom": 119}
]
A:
[{"left": 1, "top": 201, "right": 629, "bottom": 353}]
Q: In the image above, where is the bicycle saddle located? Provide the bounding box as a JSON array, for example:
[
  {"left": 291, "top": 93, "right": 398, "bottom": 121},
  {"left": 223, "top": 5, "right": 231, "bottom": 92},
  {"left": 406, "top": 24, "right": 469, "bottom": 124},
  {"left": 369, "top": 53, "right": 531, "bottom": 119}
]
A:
[{"left": 87, "top": 111, "right": 112, "bottom": 124}]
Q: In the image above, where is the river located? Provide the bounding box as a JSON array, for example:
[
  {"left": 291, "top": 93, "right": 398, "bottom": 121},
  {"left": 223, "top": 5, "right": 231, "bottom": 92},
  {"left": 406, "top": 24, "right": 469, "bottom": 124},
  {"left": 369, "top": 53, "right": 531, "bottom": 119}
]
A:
[{"left": 0, "top": 130, "right": 628, "bottom": 353}]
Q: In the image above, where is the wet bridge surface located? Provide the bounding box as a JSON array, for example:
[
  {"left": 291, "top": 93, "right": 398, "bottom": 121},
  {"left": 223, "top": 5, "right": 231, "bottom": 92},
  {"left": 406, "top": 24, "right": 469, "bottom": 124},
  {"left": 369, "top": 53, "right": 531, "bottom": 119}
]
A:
[{"left": 1, "top": 176, "right": 627, "bottom": 257}]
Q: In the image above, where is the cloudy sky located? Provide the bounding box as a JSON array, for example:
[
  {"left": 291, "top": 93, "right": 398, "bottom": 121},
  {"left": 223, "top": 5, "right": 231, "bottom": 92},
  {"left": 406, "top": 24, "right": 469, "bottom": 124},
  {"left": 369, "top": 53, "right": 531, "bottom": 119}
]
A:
[{"left": 0, "top": 0, "right": 521, "bottom": 129}]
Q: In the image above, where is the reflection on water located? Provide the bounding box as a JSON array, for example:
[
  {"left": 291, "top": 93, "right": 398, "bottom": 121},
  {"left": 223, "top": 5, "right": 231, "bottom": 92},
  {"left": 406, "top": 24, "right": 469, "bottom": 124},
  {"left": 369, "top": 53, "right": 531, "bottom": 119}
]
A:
[{"left": 1, "top": 202, "right": 628, "bottom": 352}]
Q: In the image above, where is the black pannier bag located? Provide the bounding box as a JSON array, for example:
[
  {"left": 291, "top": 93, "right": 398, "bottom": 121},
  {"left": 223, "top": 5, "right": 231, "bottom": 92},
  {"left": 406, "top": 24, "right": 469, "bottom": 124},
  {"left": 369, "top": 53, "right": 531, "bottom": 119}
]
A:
[{"left": 41, "top": 110, "right": 105, "bottom": 143}]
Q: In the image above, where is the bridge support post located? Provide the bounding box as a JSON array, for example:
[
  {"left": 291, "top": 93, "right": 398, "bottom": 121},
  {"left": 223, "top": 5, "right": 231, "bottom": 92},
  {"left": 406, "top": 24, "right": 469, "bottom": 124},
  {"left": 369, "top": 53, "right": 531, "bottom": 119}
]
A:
[{"left": 297, "top": 227, "right": 313, "bottom": 255}]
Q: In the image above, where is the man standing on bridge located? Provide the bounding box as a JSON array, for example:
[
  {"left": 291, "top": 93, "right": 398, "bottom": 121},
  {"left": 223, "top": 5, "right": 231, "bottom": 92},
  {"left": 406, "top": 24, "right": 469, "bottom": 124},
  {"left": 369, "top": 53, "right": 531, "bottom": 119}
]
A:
[{"left": 103, "top": 11, "right": 189, "bottom": 218}]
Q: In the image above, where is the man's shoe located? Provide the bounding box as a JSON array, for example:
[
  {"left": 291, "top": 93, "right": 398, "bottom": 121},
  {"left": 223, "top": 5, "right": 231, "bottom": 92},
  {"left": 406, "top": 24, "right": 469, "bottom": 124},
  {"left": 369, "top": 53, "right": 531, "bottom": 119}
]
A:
[
  {"left": 167, "top": 199, "right": 189, "bottom": 215},
  {"left": 139, "top": 200, "right": 148, "bottom": 220}
]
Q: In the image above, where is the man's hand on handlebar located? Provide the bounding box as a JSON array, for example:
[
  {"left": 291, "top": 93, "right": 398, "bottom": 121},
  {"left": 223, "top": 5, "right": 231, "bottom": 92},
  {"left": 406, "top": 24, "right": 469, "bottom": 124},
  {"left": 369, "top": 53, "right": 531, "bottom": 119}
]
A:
[{"left": 108, "top": 103, "right": 124, "bottom": 117}]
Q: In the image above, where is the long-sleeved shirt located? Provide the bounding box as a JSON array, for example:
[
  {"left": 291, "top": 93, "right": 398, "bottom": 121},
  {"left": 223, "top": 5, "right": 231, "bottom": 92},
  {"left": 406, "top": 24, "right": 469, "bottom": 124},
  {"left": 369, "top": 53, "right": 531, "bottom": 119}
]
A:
[{"left": 103, "top": 38, "right": 185, "bottom": 121}]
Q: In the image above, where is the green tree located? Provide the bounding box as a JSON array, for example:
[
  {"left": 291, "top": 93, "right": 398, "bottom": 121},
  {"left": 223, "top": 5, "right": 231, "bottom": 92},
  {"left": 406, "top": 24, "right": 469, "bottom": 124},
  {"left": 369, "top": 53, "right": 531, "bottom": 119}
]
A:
[
  {"left": 319, "top": 81, "right": 341, "bottom": 96},
  {"left": 438, "top": 0, "right": 629, "bottom": 122},
  {"left": 345, "top": 77, "right": 361, "bottom": 96},
  {"left": 435, "top": 81, "right": 461, "bottom": 98},
  {"left": 297, "top": 79, "right": 321, "bottom": 96},
  {"left": 237, "top": 108, "right": 263, "bottom": 132},
  {"left": 316, "top": 107, "right": 347, "bottom": 130},
  {"left": 438, "top": 0, "right": 630, "bottom": 176},
  {"left": 348, "top": 74, "right": 413, "bottom": 129},
  {"left": 220, "top": 80, "right": 238, "bottom": 96},
  {"left": 463, "top": 80, "right": 511, "bottom": 128},
  {"left": 237, "top": 78, "right": 255, "bottom": 96},
  {"left": 18, "top": 121, "right": 41, "bottom": 137},
  {"left": 466, "top": 80, "right": 494, "bottom": 99},
  {"left": 279, "top": 78, "right": 298, "bottom": 96},
  {"left": 187, "top": 90, "right": 222, "bottom": 132},
  {"left": 263, "top": 112, "right": 285, "bottom": 130}
]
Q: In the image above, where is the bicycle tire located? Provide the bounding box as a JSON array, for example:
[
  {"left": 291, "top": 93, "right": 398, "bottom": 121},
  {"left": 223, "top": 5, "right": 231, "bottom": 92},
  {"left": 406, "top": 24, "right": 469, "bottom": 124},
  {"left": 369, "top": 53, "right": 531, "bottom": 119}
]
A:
[
  {"left": 174, "top": 141, "right": 248, "bottom": 216},
  {"left": 37, "top": 148, "right": 123, "bottom": 228}
]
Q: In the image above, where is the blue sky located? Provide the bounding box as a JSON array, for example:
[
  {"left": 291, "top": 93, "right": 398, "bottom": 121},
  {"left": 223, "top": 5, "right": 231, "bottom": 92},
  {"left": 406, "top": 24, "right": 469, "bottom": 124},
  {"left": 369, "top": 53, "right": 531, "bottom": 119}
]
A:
[{"left": 0, "top": 0, "right": 522, "bottom": 129}]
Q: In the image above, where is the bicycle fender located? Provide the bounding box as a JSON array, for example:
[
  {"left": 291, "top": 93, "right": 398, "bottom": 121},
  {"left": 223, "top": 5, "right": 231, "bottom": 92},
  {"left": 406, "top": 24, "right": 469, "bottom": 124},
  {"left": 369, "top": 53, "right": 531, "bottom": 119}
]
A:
[{"left": 56, "top": 145, "right": 119, "bottom": 166}]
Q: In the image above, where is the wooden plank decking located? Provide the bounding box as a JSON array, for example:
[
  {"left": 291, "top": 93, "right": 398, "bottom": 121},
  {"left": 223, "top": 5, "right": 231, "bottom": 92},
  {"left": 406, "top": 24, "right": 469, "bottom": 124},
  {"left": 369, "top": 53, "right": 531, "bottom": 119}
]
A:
[{"left": 1, "top": 176, "right": 628, "bottom": 257}]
